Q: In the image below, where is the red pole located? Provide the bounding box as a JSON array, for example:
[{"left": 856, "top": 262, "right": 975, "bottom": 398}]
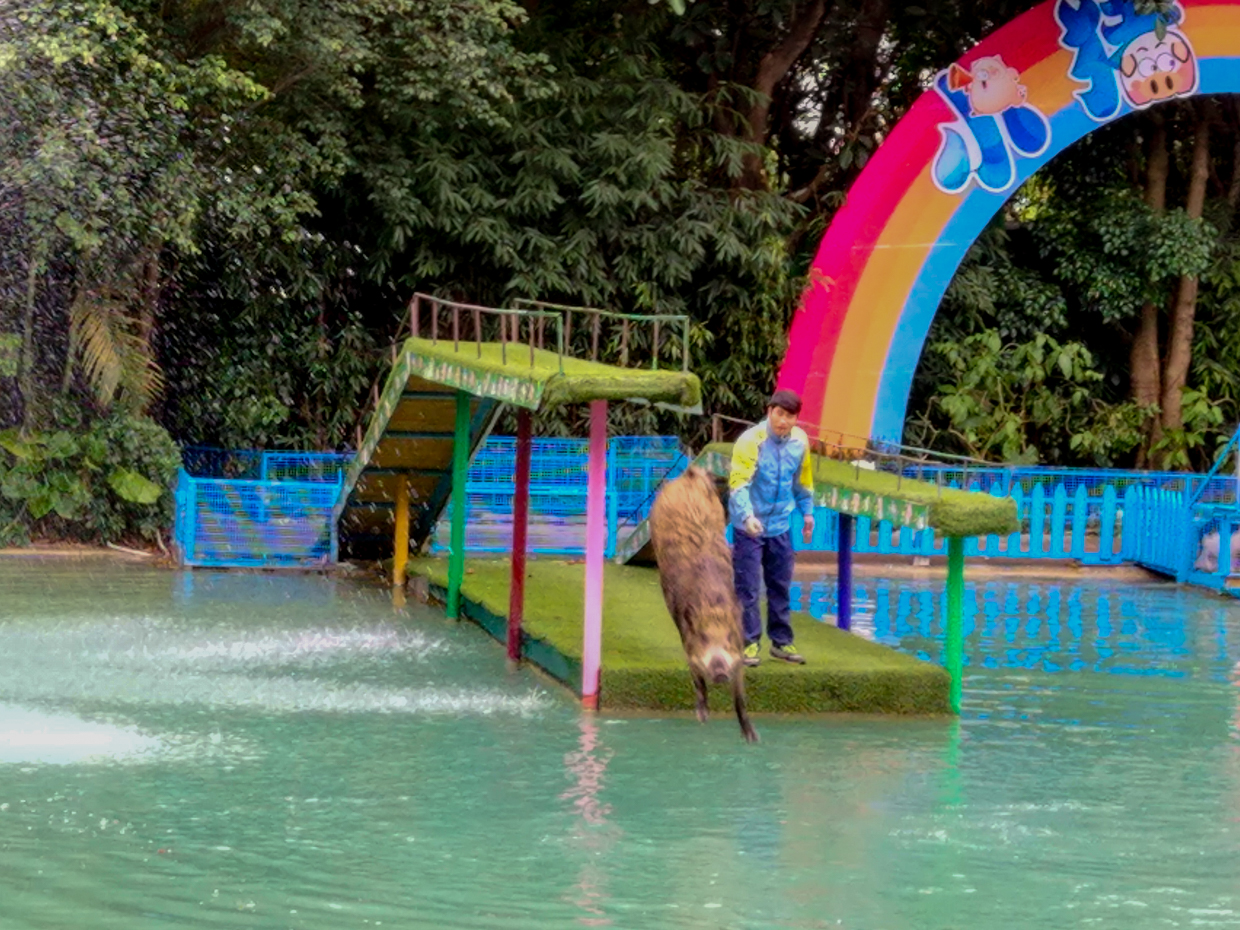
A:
[{"left": 508, "top": 409, "right": 533, "bottom": 662}]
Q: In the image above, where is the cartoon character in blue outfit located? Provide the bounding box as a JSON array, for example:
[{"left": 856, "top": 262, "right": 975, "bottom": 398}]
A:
[
  {"left": 1056, "top": 0, "right": 1197, "bottom": 121},
  {"left": 932, "top": 54, "right": 1051, "bottom": 195}
]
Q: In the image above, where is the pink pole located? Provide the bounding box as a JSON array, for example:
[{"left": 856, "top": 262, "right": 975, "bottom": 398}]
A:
[
  {"left": 507, "top": 409, "right": 532, "bottom": 663},
  {"left": 582, "top": 399, "right": 608, "bottom": 710}
]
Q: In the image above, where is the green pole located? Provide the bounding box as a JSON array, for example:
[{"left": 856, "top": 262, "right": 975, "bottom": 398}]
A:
[
  {"left": 447, "top": 390, "right": 471, "bottom": 619},
  {"left": 946, "top": 536, "right": 965, "bottom": 714}
]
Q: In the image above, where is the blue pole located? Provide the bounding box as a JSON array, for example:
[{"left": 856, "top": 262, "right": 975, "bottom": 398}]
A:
[{"left": 837, "top": 513, "right": 853, "bottom": 631}]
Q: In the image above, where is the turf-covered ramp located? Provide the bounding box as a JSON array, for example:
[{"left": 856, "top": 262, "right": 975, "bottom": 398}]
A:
[
  {"left": 615, "top": 442, "right": 1019, "bottom": 564},
  {"left": 413, "top": 557, "right": 950, "bottom": 715}
]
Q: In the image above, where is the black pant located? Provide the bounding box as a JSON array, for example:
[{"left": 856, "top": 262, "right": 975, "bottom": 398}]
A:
[{"left": 733, "top": 530, "right": 794, "bottom": 646}]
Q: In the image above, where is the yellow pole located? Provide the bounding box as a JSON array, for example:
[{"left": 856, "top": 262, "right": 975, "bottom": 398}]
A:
[{"left": 393, "top": 475, "right": 410, "bottom": 587}]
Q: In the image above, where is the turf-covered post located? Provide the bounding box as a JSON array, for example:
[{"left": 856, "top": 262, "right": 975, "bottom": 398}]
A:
[
  {"left": 447, "top": 390, "right": 471, "bottom": 619},
  {"left": 946, "top": 536, "right": 965, "bottom": 714},
  {"left": 582, "top": 399, "right": 608, "bottom": 710},
  {"left": 508, "top": 409, "right": 532, "bottom": 663},
  {"left": 837, "top": 513, "right": 853, "bottom": 631},
  {"left": 393, "top": 475, "right": 410, "bottom": 587}
]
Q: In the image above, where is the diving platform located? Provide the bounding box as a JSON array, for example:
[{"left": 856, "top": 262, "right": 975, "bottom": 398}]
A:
[
  {"left": 336, "top": 294, "right": 701, "bottom": 710},
  {"left": 413, "top": 558, "right": 950, "bottom": 716},
  {"left": 336, "top": 298, "right": 701, "bottom": 561}
]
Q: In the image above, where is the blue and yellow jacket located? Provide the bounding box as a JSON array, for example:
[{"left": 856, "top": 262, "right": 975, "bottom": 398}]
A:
[{"left": 728, "top": 420, "right": 815, "bottom": 537}]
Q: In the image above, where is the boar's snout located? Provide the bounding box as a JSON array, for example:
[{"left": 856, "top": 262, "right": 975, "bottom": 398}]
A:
[{"left": 708, "top": 653, "right": 733, "bottom": 684}]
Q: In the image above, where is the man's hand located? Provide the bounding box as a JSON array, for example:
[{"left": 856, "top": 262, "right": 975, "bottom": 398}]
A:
[
  {"left": 744, "top": 515, "right": 764, "bottom": 537},
  {"left": 802, "top": 514, "right": 815, "bottom": 544}
]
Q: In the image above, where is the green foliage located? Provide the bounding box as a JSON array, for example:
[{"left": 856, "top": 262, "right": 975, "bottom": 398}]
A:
[
  {"left": 1032, "top": 187, "right": 1215, "bottom": 324},
  {"left": 162, "top": 289, "right": 384, "bottom": 450},
  {"left": 0, "top": 416, "right": 179, "bottom": 545},
  {"left": 909, "top": 330, "right": 1147, "bottom": 467},
  {"left": 1148, "top": 388, "right": 1228, "bottom": 471}
]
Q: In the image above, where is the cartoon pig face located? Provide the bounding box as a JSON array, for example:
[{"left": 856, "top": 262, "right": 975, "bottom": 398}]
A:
[
  {"left": 1121, "top": 30, "right": 1197, "bottom": 107},
  {"left": 968, "top": 56, "right": 1027, "bottom": 116}
]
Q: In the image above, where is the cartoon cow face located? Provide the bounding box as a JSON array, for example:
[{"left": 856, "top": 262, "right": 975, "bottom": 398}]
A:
[{"left": 1120, "top": 29, "right": 1196, "bottom": 107}]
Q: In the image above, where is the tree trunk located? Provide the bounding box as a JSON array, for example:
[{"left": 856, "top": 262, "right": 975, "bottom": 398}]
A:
[
  {"left": 839, "top": 0, "right": 891, "bottom": 134},
  {"left": 1228, "top": 98, "right": 1240, "bottom": 214},
  {"left": 1132, "top": 115, "right": 1168, "bottom": 467},
  {"left": 1159, "top": 111, "right": 1211, "bottom": 440},
  {"left": 737, "top": 0, "right": 829, "bottom": 190}
]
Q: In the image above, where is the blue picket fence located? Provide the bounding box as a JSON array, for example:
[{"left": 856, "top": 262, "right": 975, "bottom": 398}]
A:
[
  {"left": 1121, "top": 488, "right": 1240, "bottom": 595},
  {"left": 174, "top": 440, "right": 1237, "bottom": 580},
  {"left": 431, "top": 442, "right": 1229, "bottom": 565},
  {"left": 779, "top": 480, "right": 1126, "bottom": 563},
  {"left": 896, "top": 464, "right": 1239, "bottom": 503}
]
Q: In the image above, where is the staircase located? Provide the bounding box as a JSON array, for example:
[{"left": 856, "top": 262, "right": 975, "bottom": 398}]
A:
[{"left": 334, "top": 375, "right": 499, "bottom": 559}]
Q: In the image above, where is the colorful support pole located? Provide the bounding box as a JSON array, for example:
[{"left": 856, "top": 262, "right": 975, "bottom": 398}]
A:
[
  {"left": 393, "top": 475, "right": 410, "bottom": 587},
  {"left": 447, "top": 391, "right": 471, "bottom": 620},
  {"left": 507, "top": 409, "right": 532, "bottom": 663},
  {"left": 582, "top": 399, "right": 608, "bottom": 710},
  {"left": 945, "top": 536, "right": 965, "bottom": 714},
  {"left": 837, "top": 513, "right": 853, "bottom": 631}
]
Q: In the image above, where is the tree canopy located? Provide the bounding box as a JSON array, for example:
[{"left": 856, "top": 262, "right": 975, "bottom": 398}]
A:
[{"left": 2, "top": 0, "right": 1240, "bottom": 544}]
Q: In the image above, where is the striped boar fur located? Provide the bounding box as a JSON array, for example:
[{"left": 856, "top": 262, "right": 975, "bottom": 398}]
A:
[{"left": 648, "top": 466, "right": 758, "bottom": 743}]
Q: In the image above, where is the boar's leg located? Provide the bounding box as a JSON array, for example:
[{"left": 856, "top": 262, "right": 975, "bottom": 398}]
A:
[
  {"left": 733, "top": 675, "right": 759, "bottom": 743},
  {"left": 691, "top": 670, "right": 710, "bottom": 723}
]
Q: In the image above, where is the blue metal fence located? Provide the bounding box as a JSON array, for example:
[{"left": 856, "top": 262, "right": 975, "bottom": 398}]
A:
[
  {"left": 431, "top": 436, "right": 688, "bottom": 557},
  {"left": 174, "top": 468, "right": 342, "bottom": 568},
  {"left": 175, "top": 449, "right": 348, "bottom": 568}
]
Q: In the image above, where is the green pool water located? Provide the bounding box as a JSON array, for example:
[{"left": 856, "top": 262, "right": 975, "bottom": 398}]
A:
[{"left": 2, "top": 561, "right": 1240, "bottom": 929}]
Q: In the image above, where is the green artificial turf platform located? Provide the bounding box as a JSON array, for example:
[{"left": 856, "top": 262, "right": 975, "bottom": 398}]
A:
[
  {"left": 401, "top": 337, "right": 702, "bottom": 411},
  {"left": 412, "top": 557, "right": 950, "bottom": 716}
]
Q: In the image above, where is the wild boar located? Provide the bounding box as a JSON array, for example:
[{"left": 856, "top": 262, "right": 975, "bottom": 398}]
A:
[
  {"left": 648, "top": 466, "right": 758, "bottom": 743},
  {"left": 1194, "top": 528, "right": 1240, "bottom": 574}
]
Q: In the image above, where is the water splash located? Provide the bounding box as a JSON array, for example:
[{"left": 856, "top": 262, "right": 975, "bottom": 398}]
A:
[
  {"left": 0, "top": 621, "right": 552, "bottom": 718},
  {"left": 0, "top": 704, "right": 160, "bottom": 765}
]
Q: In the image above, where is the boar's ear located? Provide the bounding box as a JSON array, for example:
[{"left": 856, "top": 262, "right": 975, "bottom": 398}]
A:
[
  {"left": 1120, "top": 53, "right": 1138, "bottom": 77},
  {"left": 1172, "top": 38, "right": 1190, "bottom": 63}
]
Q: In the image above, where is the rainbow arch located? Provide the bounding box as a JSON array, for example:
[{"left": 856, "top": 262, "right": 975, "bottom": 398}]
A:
[{"left": 777, "top": 0, "right": 1239, "bottom": 447}]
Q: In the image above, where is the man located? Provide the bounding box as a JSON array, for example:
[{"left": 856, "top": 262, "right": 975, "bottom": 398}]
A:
[{"left": 728, "top": 390, "right": 815, "bottom": 666}]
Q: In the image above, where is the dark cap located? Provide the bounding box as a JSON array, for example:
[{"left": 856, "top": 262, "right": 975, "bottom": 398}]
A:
[{"left": 767, "top": 390, "right": 802, "bottom": 415}]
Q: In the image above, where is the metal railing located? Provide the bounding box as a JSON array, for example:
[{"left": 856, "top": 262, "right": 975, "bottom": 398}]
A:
[
  {"left": 408, "top": 293, "right": 566, "bottom": 369},
  {"left": 174, "top": 467, "right": 341, "bottom": 568},
  {"left": 513, "top": 298, "right": 692, "bottom": 372},
  {"left": 430, "top": 435, "right": 689, "bottom": 557}
]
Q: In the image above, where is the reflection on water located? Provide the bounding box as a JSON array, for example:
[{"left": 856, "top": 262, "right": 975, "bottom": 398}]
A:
[
  {"left": 561, "top": 716, "right": 617, "bottom": 926},
  {"left": 3, "top": 562, "right": 1240, "bottom": 928},
  {"left": 793, "top": 575, "right": 1230, "bottom": 678}
]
